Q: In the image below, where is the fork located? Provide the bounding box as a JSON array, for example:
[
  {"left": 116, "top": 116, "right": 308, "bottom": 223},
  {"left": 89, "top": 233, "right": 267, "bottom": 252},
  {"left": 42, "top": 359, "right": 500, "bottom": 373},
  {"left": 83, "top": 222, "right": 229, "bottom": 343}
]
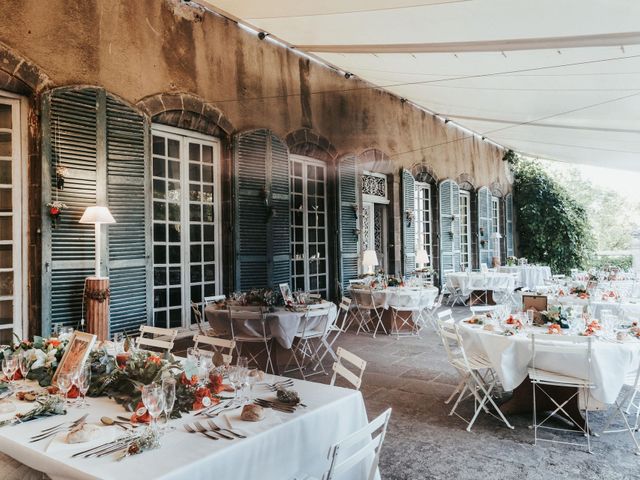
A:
[
  {"left": 207, "top": 419, "right": 246, "bottom": 439},
  {"left": 265, "top": 379, "right": 294, "bottom": 390},
  {"left": 30, "top": 414, "right": 89, "bottom": 442},
  {"left": 194, "top": 421, "right": 234, "bottom": 440},
  {"left": 184, "top": 423, "right": 219, "bottom": 440},
  {"left": 254, "top": 399, "right": 296, "bottom": 413}
]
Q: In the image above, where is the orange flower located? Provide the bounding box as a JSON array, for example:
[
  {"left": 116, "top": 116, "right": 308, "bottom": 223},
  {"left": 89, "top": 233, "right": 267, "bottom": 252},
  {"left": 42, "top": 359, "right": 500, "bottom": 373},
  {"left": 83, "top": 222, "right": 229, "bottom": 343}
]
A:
[
  {"left": 47, "top": 338, "right": 61, "bottom": 348},
  {"left": 67, "top": 384, "right": 80, "bottom": 399},
  {"left": 547, "top": 324, "right": 562, "bottom": 335},
  {"left": 192, "top": 386, "right": 219, "bottom": 411},
  {"left": 130, "top": 401, "right": 151, "bottom": 424},
  {"left": 147, "top": 355, "right": 161, "bottom": 365}
]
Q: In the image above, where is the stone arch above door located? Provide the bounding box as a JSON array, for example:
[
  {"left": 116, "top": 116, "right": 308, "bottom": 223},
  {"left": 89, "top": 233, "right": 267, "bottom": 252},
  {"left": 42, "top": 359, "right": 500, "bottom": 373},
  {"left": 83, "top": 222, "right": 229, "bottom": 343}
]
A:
[
  {"left": 0, "top": 41, "right": 52, "bottom": 94},
  {"left": 285, "top": 128, "right": 337, "bottom": 162}
]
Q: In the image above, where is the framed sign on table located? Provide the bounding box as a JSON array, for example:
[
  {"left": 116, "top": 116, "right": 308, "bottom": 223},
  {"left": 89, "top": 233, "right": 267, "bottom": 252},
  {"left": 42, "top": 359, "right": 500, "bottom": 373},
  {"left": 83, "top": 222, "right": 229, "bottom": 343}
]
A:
[{"left": 52, "top": 331, "right": 97, "bottom": 383}]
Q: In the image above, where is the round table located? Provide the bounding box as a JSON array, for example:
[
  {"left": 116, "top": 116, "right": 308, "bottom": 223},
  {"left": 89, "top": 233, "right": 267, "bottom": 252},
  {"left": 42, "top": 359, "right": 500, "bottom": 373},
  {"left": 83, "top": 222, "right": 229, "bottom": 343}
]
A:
[
  {"left": 499, "top": 265, "right": 552, "bottom": 290},
  {"left": 204, "top": 303, "right": 337, "bottom": 350},
  {"left": 448, "top": 272, "right": 516, "bottom": 292},
  {"left": 458, "top": 320, "right": 640, "bottom": 405},
  {"left": 590, "top": 300, "right": 640, "bottom": 321},
  {"left": 371, "top": 286, "right": 439, "bottom": 310}
]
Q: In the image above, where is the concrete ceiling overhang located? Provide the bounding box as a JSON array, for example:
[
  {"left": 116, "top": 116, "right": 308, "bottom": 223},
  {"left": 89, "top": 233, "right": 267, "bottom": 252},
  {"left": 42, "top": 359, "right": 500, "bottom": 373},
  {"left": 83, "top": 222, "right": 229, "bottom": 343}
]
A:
[{"left": 200, "top": 0, "right": 640, "bottom": 170}]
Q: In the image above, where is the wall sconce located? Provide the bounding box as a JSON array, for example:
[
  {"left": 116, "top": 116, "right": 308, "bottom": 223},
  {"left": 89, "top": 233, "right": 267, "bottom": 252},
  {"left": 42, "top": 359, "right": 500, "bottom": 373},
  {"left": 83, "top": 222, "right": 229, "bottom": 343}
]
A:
[
  {"left": 260, "top": 187, "right": 270, "bottom": 207},
  {"left": 351, "top": 203, "right": 359, "bottom": 219},
  {"left": 405, "top": 209, "right": 415, "bottom": 227},
  {"left": 480, "top": 227, "right": 485, "bottom": 237}
]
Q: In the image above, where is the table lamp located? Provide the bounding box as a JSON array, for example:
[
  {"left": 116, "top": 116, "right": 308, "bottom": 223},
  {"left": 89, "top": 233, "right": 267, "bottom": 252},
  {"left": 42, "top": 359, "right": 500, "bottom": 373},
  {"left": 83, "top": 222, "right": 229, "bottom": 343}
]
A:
[
  {"left": 416, "top": 249, "right": 430, "bottom": 267},
  {"left": 80, "top": 206, "right": 116, "bottom": 278},
  {"left": 362, "top": 249, "right": 379, "bottom": 275},
  {"left": 79, "top": 206, "right": 115, "bottom": 341}
]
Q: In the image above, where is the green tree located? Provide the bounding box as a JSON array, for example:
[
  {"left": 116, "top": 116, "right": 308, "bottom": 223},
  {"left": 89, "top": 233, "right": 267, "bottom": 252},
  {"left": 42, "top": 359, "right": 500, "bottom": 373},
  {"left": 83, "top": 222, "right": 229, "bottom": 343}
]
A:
[{"left": 513, "top": 159, "right": 594, "bottom": 274}]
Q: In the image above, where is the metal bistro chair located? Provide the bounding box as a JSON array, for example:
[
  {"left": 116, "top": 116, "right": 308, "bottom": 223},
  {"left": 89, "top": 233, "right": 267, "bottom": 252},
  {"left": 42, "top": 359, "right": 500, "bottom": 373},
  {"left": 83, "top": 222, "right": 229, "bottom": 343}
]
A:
[
  {"left": 389, "top": 289, "right": 423, "bottom": 339},
  {"left": 228, "top": 305, "right": 274, "bottom": 374},
  {"left": 136, "top": 325, "right": 177, "bottom": 353},
  {"left": 529, "top": 334, "right": 596, "bottom": 453},
  {"left": 351, "top": 288, "right": 386, "bottom": 337},
  {"left": 313, "top": 298, "right": 352, "bottom": 370},
  {"left": 467, "top": 273, "right": 488, "bottom": 305},
  {"left": 192, "top": 334, "right": 236, "bottom": 366},
  {"left": 422, "top": 291, "right": 444, "bottom": 331},
  {"left": 330, "top": 347, "right": 367, "bottom": 390},
  {"left": 285, "top": 303, "right": 334, "bottom": 379}
]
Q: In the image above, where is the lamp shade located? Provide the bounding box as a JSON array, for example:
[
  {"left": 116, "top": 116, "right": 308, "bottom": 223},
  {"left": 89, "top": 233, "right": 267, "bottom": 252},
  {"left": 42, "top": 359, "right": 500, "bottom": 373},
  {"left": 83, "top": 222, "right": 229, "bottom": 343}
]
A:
[
  {"left": 79, "top": 206, "right": 116, "bottom": 224},
  {"left": 416, "top": 249, "right": 430, "bottom": 265},
  {"left": 492, "top": 232, "right": 502, "bottom": 239},
  {"left": 362, "top": 249, "right": 379, "bottom": 268}
]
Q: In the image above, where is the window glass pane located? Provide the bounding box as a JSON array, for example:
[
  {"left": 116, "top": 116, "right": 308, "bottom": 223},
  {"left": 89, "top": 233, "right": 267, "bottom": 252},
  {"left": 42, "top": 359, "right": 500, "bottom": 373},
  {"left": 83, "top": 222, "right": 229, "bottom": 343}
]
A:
[
  {"left": 169, "top": 267, "right": 181, "bottom": 285},
  {"left": 154, "top": 290, "right": 167, "bottom": 309},
  {"left": 0, "top": 160, "right": 10, "bottom": 184},
  {"left": 190, "top": 224, "right": 201, "bottom": 242},
  {"left": 153, "top": 310, "right": 166, "bottom": 327},
  {"left": 153, "top": 245, "right": 166, "bottom": 265},
  {"left": 0, "top": 245, "right": 11, "bottom": 268},
  {"left": 153, "top": 223, "right": 166, "bottom": 243},
  {"left": 169, "top": 245, "right": 181, "bottom": 264},
  {"left": 168, "top": 224, "right": 180, "bottom": 243},
  {"left": 0, "top": 271, "right": 13, "bottom": 296},
  {"left": 168, "top": 139, "right": 180, "bottom": 159},
  {"left": 0, "top": 217, "right": 11, "bottom": 241},
  {"left": 190, "top": 265, "right": 202, "bottom": 283},
  {"left": 153, "top": 202, "right": 166, "bottom": 221},
  {"left": 189, "top": 163, "right": 200, "bottom": 182},
  {"left": 189, "top": 143, "right": 200, "bottom": 161},
  {"left": 202, "top": 145, "right": 213, "bottom": 164},
  {"left": 0, "top": 105, "right": 11, "bottom": 129},
  {"left": 0, "top": 188, "right": 11, "bottom": 212},
  {"left": 152, "top": 136, "right": 165, "bottom": 155},
  {"left": 0, "top": 132, "right": 11, "bottom": 157},
  {"left": 153, "top": 179, "right": 165, "bottom": 199},
  {"left": 168, "top": 203, "right": 180, "bottom": 222},
  {"left": 153, "top": 157, "right": 165, "bottom": 177},
  {"left": 154, "top": 267, "right": 166, "bottom": 287},
  {"left": 168, "top": 160, "right": 180, "bottom": 179}
]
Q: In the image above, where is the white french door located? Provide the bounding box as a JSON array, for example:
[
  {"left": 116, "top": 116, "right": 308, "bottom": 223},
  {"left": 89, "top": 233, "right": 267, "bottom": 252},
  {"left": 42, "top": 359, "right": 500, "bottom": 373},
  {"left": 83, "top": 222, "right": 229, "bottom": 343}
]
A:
[
  {"left": 0, "top": 95, "right": 25, "bottom": 343},
  {"left": 459, "top": 191, "right": 472, "bottom": 271},
  {"left": 290, "top": 155, "right": 328, "bottom": 297},
  {"left": 414, "top": 182, "right": 433, "bottom": 269},
  {"left": 151, "top": 125, "right": 221, "bottom": 328},
  {"left": 491, "top": 196, "right": 501, "bottom": 259}
]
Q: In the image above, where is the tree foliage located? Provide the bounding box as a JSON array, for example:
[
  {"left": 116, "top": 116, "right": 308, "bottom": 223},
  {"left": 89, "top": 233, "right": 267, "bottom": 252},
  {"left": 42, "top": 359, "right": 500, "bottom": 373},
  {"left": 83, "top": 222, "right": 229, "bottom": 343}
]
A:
[{"left": 513, "top": 159, "right": 594, "bottom": 274}]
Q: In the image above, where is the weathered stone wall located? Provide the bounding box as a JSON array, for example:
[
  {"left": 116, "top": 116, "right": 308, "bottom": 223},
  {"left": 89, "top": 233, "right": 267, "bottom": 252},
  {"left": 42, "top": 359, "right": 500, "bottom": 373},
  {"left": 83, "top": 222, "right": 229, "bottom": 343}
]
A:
[{"left": 0, "top": 0, "right": 509, "bottom": 188}]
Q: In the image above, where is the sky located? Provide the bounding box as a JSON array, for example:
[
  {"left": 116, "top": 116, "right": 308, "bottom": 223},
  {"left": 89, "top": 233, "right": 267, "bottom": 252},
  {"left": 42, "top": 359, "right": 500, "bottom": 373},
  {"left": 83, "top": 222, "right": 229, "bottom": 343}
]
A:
[{"left": 573, "top": 164, "right": 640, "bottom": 205}]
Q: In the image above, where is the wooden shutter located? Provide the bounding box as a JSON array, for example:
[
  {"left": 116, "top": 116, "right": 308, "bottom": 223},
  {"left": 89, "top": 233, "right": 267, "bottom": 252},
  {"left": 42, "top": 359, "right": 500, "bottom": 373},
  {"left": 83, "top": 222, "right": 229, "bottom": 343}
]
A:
[
  {"left": 233, "top": 130, "right": 290, "bottom": 290},
  {"left": 439, "top": 179, "right": 461, "bottom": 279},
  {"left": 338, "top": 155, "right": 360, "bottom": 295},
  {"left": 105, "top": 94, "right": 150, "bottom": 334},
  {"left": 42, "top": 88, "right": 149, "bottom": 335},
  {"left": 505, "top": 193, "right": 514, "bottom": 257},
  {"left": 477, "top": 186, "right": 493, "bottom": 267},
  {"left": 268, "top": 134, "right": 291, "bottom": 286},
  {"left": 401, "top": 169, "right": 415, "bottom": 275}
]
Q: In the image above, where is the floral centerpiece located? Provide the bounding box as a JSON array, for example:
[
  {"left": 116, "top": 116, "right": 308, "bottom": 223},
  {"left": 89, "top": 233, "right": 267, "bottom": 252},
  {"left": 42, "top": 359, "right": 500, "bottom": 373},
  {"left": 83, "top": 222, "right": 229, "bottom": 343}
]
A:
[
  {"left": 0, "top": 336, "right": 68, "bottom": 385},
  {"left": 229, "top": 289, "right": 282, "bottom": 308},
  {"left": 506, "top": 256, "right": 518, "bottom": 266},
  {"left": 540, "top": 306, "right": 570, "bottom": 329},
  {"left": 569, "top": 286, "right": 589, "bottom": 299},
  {"left": 386, "top": 276, "right": 402, "bottom": 287}
]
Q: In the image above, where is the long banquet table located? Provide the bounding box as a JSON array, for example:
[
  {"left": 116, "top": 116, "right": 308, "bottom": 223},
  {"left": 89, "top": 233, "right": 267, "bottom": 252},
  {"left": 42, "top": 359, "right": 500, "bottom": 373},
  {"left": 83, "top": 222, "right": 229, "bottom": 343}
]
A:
[{"left": 0, "top": 375, "right": 370, "bottom": 480}]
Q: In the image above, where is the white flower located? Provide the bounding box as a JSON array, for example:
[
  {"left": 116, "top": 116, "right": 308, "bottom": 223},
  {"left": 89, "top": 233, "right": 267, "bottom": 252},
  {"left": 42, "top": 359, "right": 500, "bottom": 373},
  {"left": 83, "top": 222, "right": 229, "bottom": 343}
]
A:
[{"left": 30, "top": 349, "right": 48, "bottom": 370}]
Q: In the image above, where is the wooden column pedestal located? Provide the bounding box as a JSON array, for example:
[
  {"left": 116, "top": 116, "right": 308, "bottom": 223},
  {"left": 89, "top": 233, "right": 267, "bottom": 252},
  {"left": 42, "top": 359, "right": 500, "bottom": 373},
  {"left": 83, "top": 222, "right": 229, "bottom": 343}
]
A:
[{"left": 85, "top": 277, "right": 110, "bottom": 341}]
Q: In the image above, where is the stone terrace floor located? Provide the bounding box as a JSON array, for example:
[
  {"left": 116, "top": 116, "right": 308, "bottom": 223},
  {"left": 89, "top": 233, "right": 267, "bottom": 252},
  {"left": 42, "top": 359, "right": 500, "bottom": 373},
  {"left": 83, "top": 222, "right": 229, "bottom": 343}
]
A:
[{"left": 307, "top": 306, "right": 640, "bottom": 480}]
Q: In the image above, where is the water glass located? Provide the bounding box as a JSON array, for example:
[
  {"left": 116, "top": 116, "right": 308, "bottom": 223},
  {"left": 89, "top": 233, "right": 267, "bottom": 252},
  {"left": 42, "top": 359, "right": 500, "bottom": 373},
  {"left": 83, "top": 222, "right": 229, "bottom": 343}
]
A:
[
  {"left": 2, "top": 354, "right": 18, "bottom": 390},
  {"left": 18, "top": 352, "right": 31, "bottom": 387},
  {"left": 236, "top": 356, "right": 248, "bottom": 369},
  {"left": 247, "top": 368, "right": 259, "bottom": 401},
  {"left": 142, "top": 383, "right": 166, "bottom": 432},
  {"left": 56, "top": 371, "right": 74, "bottom": 405},
  {"left": 162, "top": 377, "right": 176, "bottom": 428},
  {"left": 75, "top": 364, "right": 91, "bottom": 408},
  {"left": 59, "top": 326, "right": 74, "bottom": 342},
  {"left": 187, "top": 347, "right": 200, "bottom": 367}
]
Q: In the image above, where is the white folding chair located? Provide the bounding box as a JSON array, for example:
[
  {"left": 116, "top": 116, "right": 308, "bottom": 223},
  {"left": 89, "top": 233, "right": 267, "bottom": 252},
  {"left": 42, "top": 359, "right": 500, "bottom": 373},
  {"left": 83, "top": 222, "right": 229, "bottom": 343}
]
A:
[
  {"left": 317, "top": 408, "right": 392, "bottom": 480},
  {"left": 330, "top": 347, "right": 367, "bottom": 390},
  {"left": 192, "top": 334, "right": 236, "bottom": 365},
  {"left": 352, "top": 288, "right": 386, "bottom": 337},
  {"left": 438, "top": 319, "right": 513, "bottom": 432},
  {"left": 313, "top": 298, "right": 351, "bottom": 370},
  {"left": 389, "top": 290, "right": 423, "bottom": 338},
  {"left": 136, "top": 325, "right": 177, "bottom": 353},
  {"left": 285, "top": 304, "right": 333, "bottom": 379},
  {"left": 529, "top": 334, "right": 596, "bottom": 453},
  {"left": 470, "top": 304, "right": 509, "bottom": 323},
  {"left": 467, "top": 273, "right": 488, "bottom": 305},
  {"left": 444, "top": 271, "right": 466, "bottom": 306},
  {"left": 229, "top": 305, "right": 274, "bottom": 374},
  {"left": 599, "top": 359, "right": 640, "bottom": 454}
]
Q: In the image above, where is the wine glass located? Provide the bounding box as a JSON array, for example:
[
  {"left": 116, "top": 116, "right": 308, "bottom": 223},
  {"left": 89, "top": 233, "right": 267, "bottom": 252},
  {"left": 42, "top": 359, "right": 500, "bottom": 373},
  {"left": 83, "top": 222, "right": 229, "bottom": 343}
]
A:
[
  {"left": 227, "top": 366, "right": 241, "bottom": 405},
  {"left": 59, "top": 326, "right": 74, "bottom": 342},
  {"left": 236, "top": 356, "right": 248, "bottom": 369},
  {"left": 142, "top": 383, "right": 165, "bottom": 432},
  {"left": 2, "top": 354, "right": 18, "bottom": 391},
  {"left": 162, "top": 377, "right": 176, "bottom": 431},
  {"left": 18, "top": 352, "right": 32, "bottom": 388},
  {"left": 75, "top": 364, "right": 91, "bottom": 408},
  {"left": 56, "top": 371, "right": 73, "bottom": 406},
  {"left": 247, "top": 368, "right": 259, "bottom": 402}
]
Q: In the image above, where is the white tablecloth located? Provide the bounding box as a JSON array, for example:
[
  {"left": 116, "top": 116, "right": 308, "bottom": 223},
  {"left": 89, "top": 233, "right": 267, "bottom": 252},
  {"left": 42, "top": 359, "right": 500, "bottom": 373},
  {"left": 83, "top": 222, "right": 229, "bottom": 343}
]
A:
[
  {"left": 499, "top": 266, "right": 552, "bottom": 290},
  {"left": 459, "top": 322, "right": 640, "bottom": 404},
  {"left": 371, "top": 287, "right": 439, "bottom": 310},
  {"left": 205, "top": 304, "right": 337, "bottom": 349},
  {"left": 448, "top": 272, "right": 516, "bottom": 292},
  {"left": 0, "top": 376, "right": 370, "bottom": 480},
  {"left": 591, "top": 300, "right": 640, "bottom": 321}
]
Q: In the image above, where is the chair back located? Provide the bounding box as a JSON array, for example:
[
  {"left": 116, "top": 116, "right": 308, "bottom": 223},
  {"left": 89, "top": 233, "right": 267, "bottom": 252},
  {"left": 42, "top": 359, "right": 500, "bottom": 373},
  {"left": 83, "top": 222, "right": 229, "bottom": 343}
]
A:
[
  {"left": 193, "top": 334, "right": 236, "bottom": 365},
  {"left": 431, "top": 292, "right": 444, "bottom": 310},
  {"left": 436, "top": 317, "right": 462, "bottom": 364},
  {"left": 136, "top": 325, "right": 177, "bottom": 352},
  {"left": 335, "top": 297, "right": 352, "bottom": 330},
  {"left": 352, "top": 288, "right": 375, "bottom": 310},
  {"left": 330, "top": 347, "right": 367, "bottom": 390},
  {"left": 228, "top": 305, "right": 268, "bottom": 340},
  {"left": 298, "top": 303, "right": 334, "bottom": 338},
  {"left": 323, "top": 408, "right": 392, "bottom": 480},
  {"left": 530, "top": 334, "right": 593, "bottom": 385}
]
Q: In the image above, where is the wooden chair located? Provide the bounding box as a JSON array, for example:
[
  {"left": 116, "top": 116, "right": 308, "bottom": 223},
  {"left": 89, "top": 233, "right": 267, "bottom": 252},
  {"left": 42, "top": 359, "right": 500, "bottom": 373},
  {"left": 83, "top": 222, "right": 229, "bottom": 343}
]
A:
[
  {"left": 136, "top": 325, "right": 177, "bottom": 353},
  {"left": 330, "top": 347, "right": 367, "bottom": 390},
  {"left": 192, "top": 334, "right": 236, "bottom": 365}
]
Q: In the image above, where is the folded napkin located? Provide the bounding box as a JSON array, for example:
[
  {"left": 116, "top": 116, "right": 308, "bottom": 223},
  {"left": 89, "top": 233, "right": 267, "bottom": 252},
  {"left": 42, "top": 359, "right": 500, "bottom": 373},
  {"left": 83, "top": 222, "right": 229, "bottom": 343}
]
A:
[
  {"left": 45, "top": 424, "right": 120, "bottom": 454},
  {"left": 220, "top": 407, "right": 283, "bottom": 435},
  {"left": 0, "top": 400, "right": 35, "bottom": 424}
]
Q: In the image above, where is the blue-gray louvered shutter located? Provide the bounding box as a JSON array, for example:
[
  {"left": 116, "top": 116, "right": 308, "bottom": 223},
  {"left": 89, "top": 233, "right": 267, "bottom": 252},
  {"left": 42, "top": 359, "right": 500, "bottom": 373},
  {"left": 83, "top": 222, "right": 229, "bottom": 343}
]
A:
[
  {"left": 505, "top": 193, "right": 514, "bottom": 257},
  {"left": 268, "top": 134, "right": 291, "bottom": 286},
  {"left": 338, "top": 155, "right": 360, "bottom": 295},
  {"left": 42, "top": 88, "right": 150, "bottom": 335},
  {"left": 42, "top": 89, "right": 99, "bottom": 335},
  {"left": 439, "top": 179, "right": 461, "bottom": 280},
  {"left": 402, "top": 169, "right": 415, "bottom": 275},
  {"left": 477, "top": 186, "right": 493, "bottom": 267},
  {"left": 105, "top": 94, "right": 150, "bottom": 334},
  {"left": 234, "top": 130, "right": 269, "bottom": 290}
]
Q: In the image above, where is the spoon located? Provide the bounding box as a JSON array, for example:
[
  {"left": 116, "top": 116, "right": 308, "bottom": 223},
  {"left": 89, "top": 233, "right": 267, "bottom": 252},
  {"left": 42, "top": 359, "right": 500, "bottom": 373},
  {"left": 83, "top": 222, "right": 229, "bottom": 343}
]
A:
[{"left": 100, "top": 416, "right": 137, "bottom": 428}]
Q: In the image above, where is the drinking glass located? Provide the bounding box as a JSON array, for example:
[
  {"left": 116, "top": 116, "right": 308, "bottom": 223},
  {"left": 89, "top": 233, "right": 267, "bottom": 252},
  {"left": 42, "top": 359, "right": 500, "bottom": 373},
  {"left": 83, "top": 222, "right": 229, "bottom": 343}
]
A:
[
  {"left": 247, "top": 368, "right": 259, "bottom": 402},
  {"left": 227, "top": 366, "right": 241, "bottom": 405},
  {"left": 56, "top": 371, "right": 73, "bottom": 406},
  {"left": 236, "top": 356, "right": 248, "bottom": 369},
  {"left": 2, "top": 354, "right": 18, "bottom": 391},
  {"left": 59, "top": 326, "right": 74, "bottom": 342},
  {"left": 199, "top": 355, "right": 213, "bottom": 383},
  {"left": 162, "top": 377, "right": 176, "bottom": 429},
  {"left": 142, "top": 383, "right": 165, "bottom": 432},
  {"left": 187, "top": 347, "right": 200, "bottom": 368},
  {"left": 18, "top": 352, "right": 31, "bottom": 388},
  {"left": 76, "top": 364, "right": 91, "bottom": 408},
  {"left": 113, "top": 332, "right": 125, "bottom": 354}
]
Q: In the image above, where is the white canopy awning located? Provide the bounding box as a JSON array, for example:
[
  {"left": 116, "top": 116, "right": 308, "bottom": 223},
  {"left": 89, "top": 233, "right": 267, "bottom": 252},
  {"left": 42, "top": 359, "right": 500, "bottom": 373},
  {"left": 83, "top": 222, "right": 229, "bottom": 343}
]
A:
[{"left": 203, "top": 0, "right": 640, "bottom": 170}]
